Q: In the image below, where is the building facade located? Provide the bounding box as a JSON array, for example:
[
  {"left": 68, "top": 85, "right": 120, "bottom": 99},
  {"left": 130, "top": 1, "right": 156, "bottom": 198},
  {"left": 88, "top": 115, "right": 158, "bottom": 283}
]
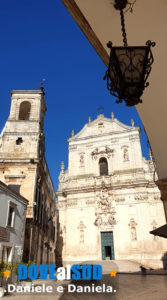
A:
[
  {"left": 57, "top": 114, "right": 167, "bottom": 269},
  {"left": 62, "top": 0, "right": 167, "bottom": 236},
  {"left": 0, "top": 89, "right": 57, "bottom": 264},
  {"left": 0, "top": 181, "right": 27, "bottom": 264}
]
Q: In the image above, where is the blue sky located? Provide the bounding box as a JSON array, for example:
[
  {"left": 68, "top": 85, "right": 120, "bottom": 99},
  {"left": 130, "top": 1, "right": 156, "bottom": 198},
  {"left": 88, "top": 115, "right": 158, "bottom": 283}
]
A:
[{"left": 0, "top": 0, "right": 149, "bottom": 189}]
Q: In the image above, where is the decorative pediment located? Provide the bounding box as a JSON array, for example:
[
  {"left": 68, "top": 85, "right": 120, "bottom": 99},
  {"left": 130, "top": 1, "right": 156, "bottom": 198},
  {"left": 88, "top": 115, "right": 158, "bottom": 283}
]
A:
[{"left": 68, "top": 115, "right": 138, "bottom": 141}]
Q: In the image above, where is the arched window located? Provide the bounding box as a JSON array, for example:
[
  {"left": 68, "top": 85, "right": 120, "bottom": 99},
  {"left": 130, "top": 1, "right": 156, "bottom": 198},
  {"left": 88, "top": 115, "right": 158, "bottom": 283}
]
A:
[
  {"left": 99, "top": 157, "right": 108, "bottom": 176},
  {"left": 19, "top": 101, "right": 31, "bottom": 120}
]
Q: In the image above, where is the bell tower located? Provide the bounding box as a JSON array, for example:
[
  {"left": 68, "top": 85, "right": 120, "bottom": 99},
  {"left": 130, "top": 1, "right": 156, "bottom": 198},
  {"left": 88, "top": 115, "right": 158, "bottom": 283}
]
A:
[
  {"left": 0, "top": 89, "right": 46, "bottom": 217},
  {"left": 0, "top": 89, "right": 57, "bottom": 264}
]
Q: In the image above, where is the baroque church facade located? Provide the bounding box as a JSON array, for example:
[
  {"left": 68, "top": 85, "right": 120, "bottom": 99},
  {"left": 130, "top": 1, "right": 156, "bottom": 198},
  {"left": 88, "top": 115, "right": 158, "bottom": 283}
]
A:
[
  {"left": 0, "top": 89, "right": 57, "bottom": 264},
  {"left": 57, "top": 113, "right": 167, "bottom": 268}
]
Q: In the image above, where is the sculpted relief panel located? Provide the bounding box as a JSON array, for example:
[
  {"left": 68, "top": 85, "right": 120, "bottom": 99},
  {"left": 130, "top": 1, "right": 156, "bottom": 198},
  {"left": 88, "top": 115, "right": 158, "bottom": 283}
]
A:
[
  {"left": 91, "top": 147, "right": 114, "bottom": 160},
  {"left": 134, "top": 194, "right": 148, "bottom": 201},
  {"left": 94, "top": 185, "right": 116, "bottom": 229}
]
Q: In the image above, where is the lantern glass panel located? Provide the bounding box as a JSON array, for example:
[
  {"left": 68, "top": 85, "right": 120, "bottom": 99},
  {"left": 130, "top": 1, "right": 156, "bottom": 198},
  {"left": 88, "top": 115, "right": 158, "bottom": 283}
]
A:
[
  {"left": 114, "top": 47, "right": 147, "bottom": 84},
  {"left": 108, "top": 63, "right": 121, "bottom": 92}
]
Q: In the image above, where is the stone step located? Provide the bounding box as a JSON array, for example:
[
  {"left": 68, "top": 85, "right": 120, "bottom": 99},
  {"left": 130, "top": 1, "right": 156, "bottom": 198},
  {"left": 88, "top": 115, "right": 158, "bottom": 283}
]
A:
[{"left": 82, "top": 260, "right": 141, "bottom": 273}]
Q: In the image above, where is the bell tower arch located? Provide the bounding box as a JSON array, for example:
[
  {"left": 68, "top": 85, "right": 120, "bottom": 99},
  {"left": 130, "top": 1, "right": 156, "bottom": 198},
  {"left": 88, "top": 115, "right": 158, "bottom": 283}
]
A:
[
  {"left": 8, "top": 89, "right": 46, "bottom": 127},
  {"left": 18, "top": 101, "right": 31, "bottom": 120}
]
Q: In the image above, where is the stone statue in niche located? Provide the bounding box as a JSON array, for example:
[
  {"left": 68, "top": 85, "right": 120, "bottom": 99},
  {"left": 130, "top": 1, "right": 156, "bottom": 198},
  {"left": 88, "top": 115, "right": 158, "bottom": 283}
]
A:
[
  {"left": 77, "top": 221, "right": 86, "bottom": 243},
  {"left": 123, "top": 148, "right": 129, "bottom": 161},
  {"left": 151, "top": 219, "right": 157, "bottom": 229},
  {"left": 79, "top": 153, "right": 85, "bottom": 166},
  {"left": 131, "top": 227, "right": 137, "bottom": 241},
  {"left": 128, "top": 218, "right": 137, "bottom": 241},
  {"left": 80, "top": 231, "right": 84, "bottom": 243}
]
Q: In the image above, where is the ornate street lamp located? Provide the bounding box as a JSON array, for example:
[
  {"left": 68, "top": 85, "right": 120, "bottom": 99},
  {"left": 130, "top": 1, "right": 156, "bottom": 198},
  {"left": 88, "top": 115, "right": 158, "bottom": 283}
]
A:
[{"left": 104, "top": 0, "right": 155, "bottom": 106}]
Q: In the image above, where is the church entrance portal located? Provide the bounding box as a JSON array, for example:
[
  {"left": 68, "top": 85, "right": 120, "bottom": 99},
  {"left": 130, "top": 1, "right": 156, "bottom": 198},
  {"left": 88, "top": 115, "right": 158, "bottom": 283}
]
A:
[{"left": 101, "top": 232, "right": 115, "bottom": 260}]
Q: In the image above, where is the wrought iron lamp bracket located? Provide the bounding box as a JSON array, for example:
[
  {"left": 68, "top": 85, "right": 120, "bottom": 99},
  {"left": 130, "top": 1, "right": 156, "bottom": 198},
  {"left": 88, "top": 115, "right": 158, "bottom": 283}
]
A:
[{"left": 104, "top": 40, "right": 155, "bottom": 106}]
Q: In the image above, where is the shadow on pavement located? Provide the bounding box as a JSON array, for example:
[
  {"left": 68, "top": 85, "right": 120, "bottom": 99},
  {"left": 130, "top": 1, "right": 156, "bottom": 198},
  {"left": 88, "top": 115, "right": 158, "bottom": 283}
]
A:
[{"left": 59, "top": 274, "right": 118, "bottom": 300}]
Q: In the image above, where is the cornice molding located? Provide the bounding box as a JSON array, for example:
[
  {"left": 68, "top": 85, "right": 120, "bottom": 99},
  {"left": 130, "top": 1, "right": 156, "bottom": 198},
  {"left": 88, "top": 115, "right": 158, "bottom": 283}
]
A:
[{"left": 57, "top": 180, "right": 154, "bottom": 196}]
